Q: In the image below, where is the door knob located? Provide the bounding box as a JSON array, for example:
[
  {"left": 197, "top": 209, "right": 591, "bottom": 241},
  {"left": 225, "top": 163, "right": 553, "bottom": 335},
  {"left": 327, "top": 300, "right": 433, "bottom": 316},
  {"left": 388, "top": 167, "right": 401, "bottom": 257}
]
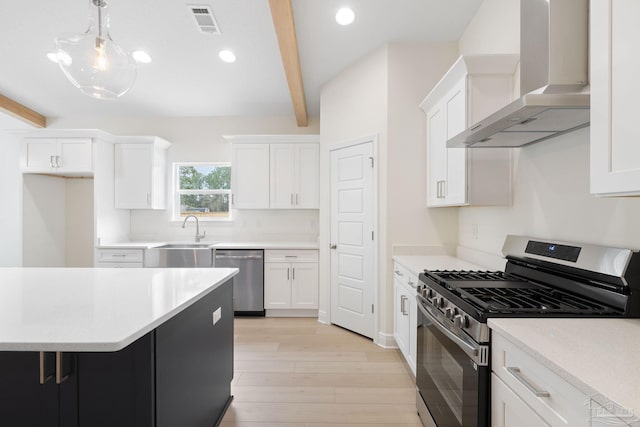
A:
[{"left": 329, "top": 244, "right": 337, "bottom": 249}]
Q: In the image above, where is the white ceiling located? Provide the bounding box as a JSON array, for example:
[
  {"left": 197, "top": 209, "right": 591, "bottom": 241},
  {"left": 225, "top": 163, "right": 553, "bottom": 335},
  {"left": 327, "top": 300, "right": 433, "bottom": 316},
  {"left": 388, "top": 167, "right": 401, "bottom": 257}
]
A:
[{"left": 0, "top": 0, "right": 482, "bottom": 121}]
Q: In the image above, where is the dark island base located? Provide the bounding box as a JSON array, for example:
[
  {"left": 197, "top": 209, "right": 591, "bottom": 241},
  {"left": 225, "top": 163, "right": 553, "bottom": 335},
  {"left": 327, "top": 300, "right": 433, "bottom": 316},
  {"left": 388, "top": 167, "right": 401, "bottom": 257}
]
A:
[{"left": 0, "top": 278, "right": 234, "bottom": 427}]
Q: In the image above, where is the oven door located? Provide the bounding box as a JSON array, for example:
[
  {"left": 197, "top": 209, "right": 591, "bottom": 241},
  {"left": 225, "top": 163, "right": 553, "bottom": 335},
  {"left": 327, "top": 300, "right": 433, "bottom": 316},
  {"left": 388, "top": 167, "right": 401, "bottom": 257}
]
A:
[{"left": 416, "top": 297, "right": 489, "bottom": 427}]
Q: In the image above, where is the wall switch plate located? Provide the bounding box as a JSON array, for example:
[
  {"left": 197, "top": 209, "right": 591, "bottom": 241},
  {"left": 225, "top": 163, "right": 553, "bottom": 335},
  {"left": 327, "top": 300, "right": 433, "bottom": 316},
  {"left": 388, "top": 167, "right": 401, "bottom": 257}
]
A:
[{"left": 212, "top": 307, "right": 222, "bottom": 325}]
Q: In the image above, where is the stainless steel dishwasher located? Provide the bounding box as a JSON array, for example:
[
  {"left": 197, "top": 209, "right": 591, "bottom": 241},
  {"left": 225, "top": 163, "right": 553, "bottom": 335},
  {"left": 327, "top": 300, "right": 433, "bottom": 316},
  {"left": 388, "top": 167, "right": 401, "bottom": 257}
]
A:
[{"left": 214, "top": 249, "right": 264, "bottom": 316}]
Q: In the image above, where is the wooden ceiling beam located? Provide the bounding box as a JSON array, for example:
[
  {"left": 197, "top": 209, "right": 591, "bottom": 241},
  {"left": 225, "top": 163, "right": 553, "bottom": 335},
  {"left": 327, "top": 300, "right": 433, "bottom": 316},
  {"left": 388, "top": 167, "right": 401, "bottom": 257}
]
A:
[
  {"left": 268, "top": 0, "right": 308, "bottom": 127},
  {"left": 0, "top": 94, "right": 46, "bottom": 128}
]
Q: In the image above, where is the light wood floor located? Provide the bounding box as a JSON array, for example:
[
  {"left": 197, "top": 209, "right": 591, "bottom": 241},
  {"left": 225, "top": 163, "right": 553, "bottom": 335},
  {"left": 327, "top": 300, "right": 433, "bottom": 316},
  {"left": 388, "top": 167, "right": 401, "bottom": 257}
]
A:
[{"left": 221, "top": 317, "right": 422, "bottom": 427}]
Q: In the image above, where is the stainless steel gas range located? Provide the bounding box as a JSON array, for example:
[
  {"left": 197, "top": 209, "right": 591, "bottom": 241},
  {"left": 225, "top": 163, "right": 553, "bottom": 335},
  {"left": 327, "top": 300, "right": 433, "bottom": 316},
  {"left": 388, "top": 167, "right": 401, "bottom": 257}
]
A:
[{"left": 415, "top": 235, "right": 640, "bottom": 427}]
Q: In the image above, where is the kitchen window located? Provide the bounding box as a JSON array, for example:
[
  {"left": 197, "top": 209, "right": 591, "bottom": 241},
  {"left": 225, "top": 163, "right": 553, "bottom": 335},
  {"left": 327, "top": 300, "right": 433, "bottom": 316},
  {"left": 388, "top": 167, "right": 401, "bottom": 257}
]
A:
[{"left": 174, "top": 163, "right": 231, "bottom": 220}]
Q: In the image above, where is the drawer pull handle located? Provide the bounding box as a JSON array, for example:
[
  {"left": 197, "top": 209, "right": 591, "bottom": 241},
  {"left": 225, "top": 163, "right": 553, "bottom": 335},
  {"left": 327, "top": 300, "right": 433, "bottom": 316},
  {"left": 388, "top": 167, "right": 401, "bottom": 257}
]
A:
[
  {"left": 507, "top": 367, "right": 550, "bottom": 398},
  {"left": 394, "top": 270, "right": 404, "bottom": 277}
]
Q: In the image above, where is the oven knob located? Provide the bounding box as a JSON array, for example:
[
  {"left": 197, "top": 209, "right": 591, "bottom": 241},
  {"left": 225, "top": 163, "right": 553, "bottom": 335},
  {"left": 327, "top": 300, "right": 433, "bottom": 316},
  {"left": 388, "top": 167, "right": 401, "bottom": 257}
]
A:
[
  {"left": 454, "top": 315, "right": 470, "bottom": 329},
  {"left": 447, "top": 307, "right": 459, "bottom": 319},
  {"left": 437, "top": 298, "right": 446, "bottom": 309},
  {"left": 431, "top": 297, "right": 439, "bottom": 307},
  {"left": 445, "top": 308, "right": 453, "bottom": 319}
]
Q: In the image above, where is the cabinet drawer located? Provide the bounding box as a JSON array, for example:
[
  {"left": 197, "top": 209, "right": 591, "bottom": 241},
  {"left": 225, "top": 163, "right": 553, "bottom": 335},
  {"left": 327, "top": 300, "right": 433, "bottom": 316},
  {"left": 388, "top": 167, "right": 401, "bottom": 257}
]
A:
[
  {"left": 393, "top": 262, "right": 418, "bottom": 290},
  {"left": 492, "top": 332, "right": 589, "bottom": 427},
  {"left": 96, "top": 249, "right": 144, "bottom": 263},
  {"left": 95, "top": 262, "right": 144, "bottom": 268},
  {"left": 265, "top": 250, "right": 318, "bottom": 263}
]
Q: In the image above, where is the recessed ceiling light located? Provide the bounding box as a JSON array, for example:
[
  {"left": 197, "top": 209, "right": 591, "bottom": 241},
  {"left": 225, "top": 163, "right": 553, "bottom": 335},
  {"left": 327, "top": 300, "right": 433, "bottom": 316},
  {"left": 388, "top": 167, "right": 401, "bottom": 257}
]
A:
[
  {"left": 219, "top": 50, "right": 236, "bottom": 63},
  {"left": 132, "top": 50, "right": 152, "bottom": 64},
  {"left": 335, "top": 7, "right": 355, "bottom": 26},
  {"left": 46, "top": 51, "right": 72, "bottom": 66}
]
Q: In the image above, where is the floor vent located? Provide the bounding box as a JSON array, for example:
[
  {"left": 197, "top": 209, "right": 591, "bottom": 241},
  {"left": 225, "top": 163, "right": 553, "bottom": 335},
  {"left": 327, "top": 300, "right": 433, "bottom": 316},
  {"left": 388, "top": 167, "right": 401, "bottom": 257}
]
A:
[{"left": 187, "top": 4, "right": 221, "bottom": 35}]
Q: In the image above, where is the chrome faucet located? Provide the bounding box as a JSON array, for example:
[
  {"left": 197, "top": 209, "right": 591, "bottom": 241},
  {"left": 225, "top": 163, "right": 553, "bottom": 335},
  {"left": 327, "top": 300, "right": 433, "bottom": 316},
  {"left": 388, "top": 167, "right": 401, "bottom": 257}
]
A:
[{"left": 181, "top": 215, "right": 206, "bottom": 242}]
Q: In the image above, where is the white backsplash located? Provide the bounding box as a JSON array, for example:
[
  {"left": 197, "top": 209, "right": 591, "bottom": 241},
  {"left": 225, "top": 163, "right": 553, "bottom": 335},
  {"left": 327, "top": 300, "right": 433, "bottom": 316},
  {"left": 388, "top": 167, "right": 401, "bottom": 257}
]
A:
[{"left": 129, "top": 209, "right": 319, "bottom": 243}]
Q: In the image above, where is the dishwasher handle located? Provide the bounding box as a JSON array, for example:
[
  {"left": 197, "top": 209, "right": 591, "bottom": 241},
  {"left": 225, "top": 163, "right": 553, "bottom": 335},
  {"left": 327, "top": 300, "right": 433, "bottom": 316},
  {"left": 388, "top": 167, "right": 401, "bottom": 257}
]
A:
[{"left": 215, "top": 255, "right": 263, "bottom": 260}]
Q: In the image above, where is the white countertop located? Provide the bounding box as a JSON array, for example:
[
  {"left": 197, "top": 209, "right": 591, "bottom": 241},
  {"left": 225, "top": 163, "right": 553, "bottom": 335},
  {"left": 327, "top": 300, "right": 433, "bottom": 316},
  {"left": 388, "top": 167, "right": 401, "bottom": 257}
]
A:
[
  {"left": 98, "top": 241, "right": 319, "bottom": 250},
  {"left": 392, "top": 255, "right": 488, "bottom": 276},
  {"left": 489, "top": 318, "right": 640, "bottom": 424},
  {"left": 0, "top": 267, "right": 238, "bottom": 352}
]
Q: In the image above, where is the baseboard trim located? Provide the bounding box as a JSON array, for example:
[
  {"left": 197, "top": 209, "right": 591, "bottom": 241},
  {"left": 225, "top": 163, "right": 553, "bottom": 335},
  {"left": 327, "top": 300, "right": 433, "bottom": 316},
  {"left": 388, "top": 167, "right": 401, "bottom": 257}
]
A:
[
  {"left": 317, "top": 309, "right": 330, "bottom": 325},
  {"left": 265, "top": 309, "right": 319, "bottom": 318},
  {"left": 375, "top": 331, "right": 398, "bottom": 349}
]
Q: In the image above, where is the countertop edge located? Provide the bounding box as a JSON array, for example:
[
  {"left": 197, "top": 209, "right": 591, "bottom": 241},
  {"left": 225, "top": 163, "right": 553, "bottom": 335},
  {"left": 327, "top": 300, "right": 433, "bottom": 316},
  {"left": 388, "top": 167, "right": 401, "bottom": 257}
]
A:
[{"left": 97, "top": 241, "right": 320, "bottom": 250}]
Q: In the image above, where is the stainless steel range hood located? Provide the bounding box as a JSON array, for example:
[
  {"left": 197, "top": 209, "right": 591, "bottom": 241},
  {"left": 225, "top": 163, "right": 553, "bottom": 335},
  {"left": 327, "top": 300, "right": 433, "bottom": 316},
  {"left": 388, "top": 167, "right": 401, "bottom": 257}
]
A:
[{"left": 448, "top": 0, "right": 589, "bottom": 148}]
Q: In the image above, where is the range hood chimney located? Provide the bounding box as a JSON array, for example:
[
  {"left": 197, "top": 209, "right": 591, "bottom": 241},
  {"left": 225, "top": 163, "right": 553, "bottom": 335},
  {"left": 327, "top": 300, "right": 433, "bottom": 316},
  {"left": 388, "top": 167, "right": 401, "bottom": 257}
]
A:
[{"left": 448, "top": 0, "right": 589, "bottom": 148}]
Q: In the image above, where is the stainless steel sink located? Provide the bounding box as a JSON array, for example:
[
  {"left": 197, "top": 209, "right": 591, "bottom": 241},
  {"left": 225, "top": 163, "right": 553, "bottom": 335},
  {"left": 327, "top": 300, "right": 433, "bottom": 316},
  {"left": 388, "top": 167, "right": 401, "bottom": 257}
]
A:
[{"left": 144, "top": 244, "right": 214, "bottom": 267}]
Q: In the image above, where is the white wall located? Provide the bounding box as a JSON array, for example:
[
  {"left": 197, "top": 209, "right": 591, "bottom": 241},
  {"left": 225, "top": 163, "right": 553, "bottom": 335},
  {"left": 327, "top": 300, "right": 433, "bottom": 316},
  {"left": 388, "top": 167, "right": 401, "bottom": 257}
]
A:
[
  {"left": 457, "top": 0, "right": 640, "bottom": 256},
  {"left": 320, "top": 43, "right": 460, "bottom": 339},
  {"left": 0, "top": 131, "right": 22, "bottom": 266},
  {"left": 48, "top": 116, "right": 321, "bottom": 243},
  {"left": 23, "top": 175, "right": 67, "bottom": 267},
  {"left": 65, "top": 178, "right": 94, "bottom": 267}
]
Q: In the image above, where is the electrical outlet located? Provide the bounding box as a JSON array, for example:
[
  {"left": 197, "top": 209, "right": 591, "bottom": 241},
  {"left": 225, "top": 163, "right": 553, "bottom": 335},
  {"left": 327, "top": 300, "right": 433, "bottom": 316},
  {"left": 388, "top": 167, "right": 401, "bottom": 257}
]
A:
[
  {"left": 472, "top": 224, "right": 479, "bottom": 240},
  {"left": 212, "top": 307, "right": 222, "bottom": 325}
]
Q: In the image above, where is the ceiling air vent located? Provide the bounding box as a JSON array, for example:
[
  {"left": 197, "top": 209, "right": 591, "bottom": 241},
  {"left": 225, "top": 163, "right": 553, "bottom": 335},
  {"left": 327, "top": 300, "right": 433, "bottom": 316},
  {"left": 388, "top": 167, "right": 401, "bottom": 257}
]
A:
[{"left": 187, "top": 4, "right": 221, "bottom": 35}]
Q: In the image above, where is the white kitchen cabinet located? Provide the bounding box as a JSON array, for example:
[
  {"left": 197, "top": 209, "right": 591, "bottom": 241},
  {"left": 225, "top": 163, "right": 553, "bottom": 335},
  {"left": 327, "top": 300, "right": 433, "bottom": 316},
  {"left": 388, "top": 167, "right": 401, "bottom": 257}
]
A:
[
  {"left": 22, "top": 137, "right": 93, "bottom": 175},
  {"left": 420, "top": 55, "right": 517, "bottom": 207},
  {"left": 270, "top": 143, "right": 319, "bottom": 209},
  {"left": 590, "top": 0, "right": 640, "bottom": 196},
  {"left": 491, "top": 373, "right": 549, "bottom": 427},
  {"left": 392, "top": 261, "right": 417, "bottom": 375},
  {"left": 230, "top": 143, "right": 270, "bottom": 209},
  {"left": 114, "top": 137, "right": 171, "bottom": 210},
  {"left": 94, "top": 249, "right": 144, "bottom": 267},
  {"left": 225, "top": 135, "right": 319, "bottom": 210},
  {"left": 264, "top": 250, "right": 318, "bottom": 314},
  {"left": 492, "top": 331, "right": 590, "bottom": 427}
]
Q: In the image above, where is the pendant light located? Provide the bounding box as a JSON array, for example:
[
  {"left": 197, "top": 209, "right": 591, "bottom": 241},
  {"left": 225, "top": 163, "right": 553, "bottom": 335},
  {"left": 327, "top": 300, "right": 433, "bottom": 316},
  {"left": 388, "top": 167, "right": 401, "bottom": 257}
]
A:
[{"left": 55, "top": 0, "right": 137, "bottom": 99}]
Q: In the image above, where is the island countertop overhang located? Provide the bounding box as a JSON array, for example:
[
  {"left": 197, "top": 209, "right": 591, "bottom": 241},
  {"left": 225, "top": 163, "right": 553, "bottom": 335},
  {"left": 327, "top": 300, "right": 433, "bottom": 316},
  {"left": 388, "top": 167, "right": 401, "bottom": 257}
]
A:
[{"left": 0, "top": 267, "right": 238, "bottom": 352}]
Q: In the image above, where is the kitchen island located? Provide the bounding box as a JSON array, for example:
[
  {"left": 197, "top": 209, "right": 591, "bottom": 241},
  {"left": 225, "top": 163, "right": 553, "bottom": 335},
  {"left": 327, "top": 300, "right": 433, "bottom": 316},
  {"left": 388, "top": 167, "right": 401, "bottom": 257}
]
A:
[{"left": 0, "top": 267, "right": 238, "bottom": 427}]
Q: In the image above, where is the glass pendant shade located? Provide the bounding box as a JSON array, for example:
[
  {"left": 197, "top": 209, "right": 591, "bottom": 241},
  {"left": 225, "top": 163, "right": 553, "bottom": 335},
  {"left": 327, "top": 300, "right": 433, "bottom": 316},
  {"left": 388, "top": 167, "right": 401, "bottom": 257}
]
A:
[{"left": 55, "top": 0, "right": 136, "bottom": 99}]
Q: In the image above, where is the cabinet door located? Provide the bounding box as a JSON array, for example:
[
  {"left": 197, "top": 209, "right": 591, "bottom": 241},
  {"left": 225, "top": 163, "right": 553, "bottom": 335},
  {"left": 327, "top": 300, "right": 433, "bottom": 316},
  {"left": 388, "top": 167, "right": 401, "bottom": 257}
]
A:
[
  {"left": 264, "top": 263, "right": 292, "bottom": 308},
  {"left": 444, "top": 78, "right": 468, "bottom": 205},
  {"left": 407, "top": 287, "right": 417, "bottom": 374},
  {"left": 393, "top": 281, "right": 410, "bottom": 359},
  {"left": 426, "top": 104, "right": 447, "bottom": 207},
  {"left": 0, "top": 352, "right": 78, "bottom": 427},
  {"left": 294, "top": 144, "right": 319, "bottom": 208},
  {"left": 231, "top": 144, "right": 270, "bottom": 209},
  {"left": 115, "top": 144, "right": 154, "bottom": 209},
  {"left": 290, "top": 262, "right": 318, "bottom": 309},
  {"left": 270, "top": 144, "right": 295, "bottom": 208},
  {"left": 57, "top": 138, "right": 93, "bottom": 173},
  {"left": 491, "top": 374, "right": 549, "bottom": 427},
  {"left": 23, "top": 138, "right": 57, "bottom": 171},
  {"left": 590, "top": 0, "right": 640, "bottom": 196}
]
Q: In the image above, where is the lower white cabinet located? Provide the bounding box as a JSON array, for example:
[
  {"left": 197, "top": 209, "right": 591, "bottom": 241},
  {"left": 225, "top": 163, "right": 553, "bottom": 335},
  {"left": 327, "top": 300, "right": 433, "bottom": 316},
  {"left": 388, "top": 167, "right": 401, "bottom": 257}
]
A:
[
  {"left": 491, "top": 373, "right": 549, "bottom": 427},
  {"left": 491, "top": 332, "right": 590, "bottom": 427},
  {"left": 264, "top": 250, "right": 318, "bottom": 314},
  {"left": 95, "top": 249, "right": 144, "bottom": 268},
  {"left": 392, "top": 261, "right": 417, "bottom": 375}
]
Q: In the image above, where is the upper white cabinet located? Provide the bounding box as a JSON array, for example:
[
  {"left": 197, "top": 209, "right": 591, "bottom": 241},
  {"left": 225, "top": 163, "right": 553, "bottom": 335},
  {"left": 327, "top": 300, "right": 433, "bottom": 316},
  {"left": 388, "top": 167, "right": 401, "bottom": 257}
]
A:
[
  {"left": 270, "top": 143, "right": 319, "bottom": 209},
  {"left": 420, "top": 55, "right": 518, "bottom": 207},
  {"left": 114, "top": 137, "right": 171, "bottom": 210},
  {"left": 225, "top": 135, "right": 319, "bottom": 210},
  {"left": 22, "top": 137, "right": 93, "bottom": 175},
  {"left": 590, "top": 0, "right": 640, "bottom": 196},
  {"left": 231, "top": 143, "right": 270, "bottom": 209}
]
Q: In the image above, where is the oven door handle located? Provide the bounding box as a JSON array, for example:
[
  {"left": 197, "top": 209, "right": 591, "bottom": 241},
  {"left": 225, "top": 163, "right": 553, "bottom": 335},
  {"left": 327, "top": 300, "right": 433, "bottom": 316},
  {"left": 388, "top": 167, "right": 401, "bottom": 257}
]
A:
[{"left": 416, "top": 296, "right": 486, "bottom": 364}]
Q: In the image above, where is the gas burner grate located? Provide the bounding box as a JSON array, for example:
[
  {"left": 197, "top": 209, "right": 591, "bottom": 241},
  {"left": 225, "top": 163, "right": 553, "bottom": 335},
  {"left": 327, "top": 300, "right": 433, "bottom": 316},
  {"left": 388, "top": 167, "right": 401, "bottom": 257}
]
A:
[{"left": 459, "top": 287, "right": 616, "bottom": 314}]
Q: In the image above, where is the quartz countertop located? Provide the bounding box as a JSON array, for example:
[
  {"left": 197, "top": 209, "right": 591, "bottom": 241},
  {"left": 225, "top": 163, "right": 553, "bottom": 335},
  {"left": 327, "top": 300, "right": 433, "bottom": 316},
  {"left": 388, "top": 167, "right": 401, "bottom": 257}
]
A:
[
  {"left": 489, "top": 318, "right": 640, "bottom": 424},
  {"left": 0, "top": 267, "right": 238, "bottom": 352},
  {"left": 98, "top": 241, "right": 319, "bottom": 250},
  {"left": 392, "top": 255, "right": 487, "bottom": 276}
]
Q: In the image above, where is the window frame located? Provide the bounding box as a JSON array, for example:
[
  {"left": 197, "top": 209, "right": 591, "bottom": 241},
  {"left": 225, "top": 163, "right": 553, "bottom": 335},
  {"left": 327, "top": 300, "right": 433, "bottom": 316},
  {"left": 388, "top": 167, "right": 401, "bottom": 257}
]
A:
[{"left": 173, "top": 161, "right": 232, "bottom": 222}]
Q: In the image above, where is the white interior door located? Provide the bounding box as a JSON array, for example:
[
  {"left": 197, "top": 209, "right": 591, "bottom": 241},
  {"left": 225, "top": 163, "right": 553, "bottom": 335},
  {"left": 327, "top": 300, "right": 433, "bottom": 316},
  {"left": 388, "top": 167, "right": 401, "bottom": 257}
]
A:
[{"left": 330, "top": 141, "right": 375, "bottom": 339}]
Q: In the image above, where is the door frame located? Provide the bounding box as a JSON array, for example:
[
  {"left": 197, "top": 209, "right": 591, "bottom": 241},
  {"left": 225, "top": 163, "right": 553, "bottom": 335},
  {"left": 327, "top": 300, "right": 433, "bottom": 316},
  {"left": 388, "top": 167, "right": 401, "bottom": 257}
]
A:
[{"left": 326, "top": 134, "right": 379, "bottom": 343}]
